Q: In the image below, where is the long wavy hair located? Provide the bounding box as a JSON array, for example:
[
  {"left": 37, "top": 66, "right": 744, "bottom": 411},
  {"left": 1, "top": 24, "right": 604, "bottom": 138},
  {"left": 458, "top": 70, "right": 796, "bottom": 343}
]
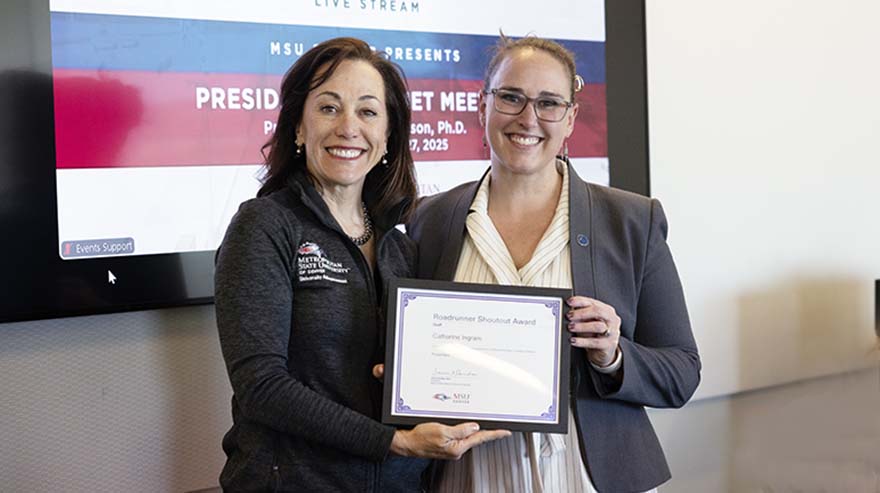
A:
[{"left": 258, "top": 37, "right": 416, "bottom": 222}]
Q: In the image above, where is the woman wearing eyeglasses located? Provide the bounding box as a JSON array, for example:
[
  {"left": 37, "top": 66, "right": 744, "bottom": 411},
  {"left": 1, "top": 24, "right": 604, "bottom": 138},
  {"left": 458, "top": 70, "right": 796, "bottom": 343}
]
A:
[{"left": 407, "top": 34, "right": 701, "bottom": 492}]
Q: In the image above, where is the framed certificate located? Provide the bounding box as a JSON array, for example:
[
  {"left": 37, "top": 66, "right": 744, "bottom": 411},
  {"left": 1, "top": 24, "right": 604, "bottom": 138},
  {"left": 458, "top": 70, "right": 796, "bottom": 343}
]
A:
[{"left": 382, "top": 278, "right": 572, "bottom": 433}]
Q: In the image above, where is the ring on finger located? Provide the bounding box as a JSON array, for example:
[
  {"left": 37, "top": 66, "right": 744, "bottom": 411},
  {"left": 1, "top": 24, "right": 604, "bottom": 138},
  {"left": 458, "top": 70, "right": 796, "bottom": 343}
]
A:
[{"left": 601, "top": 329, "right": 610, "bottom": 337}]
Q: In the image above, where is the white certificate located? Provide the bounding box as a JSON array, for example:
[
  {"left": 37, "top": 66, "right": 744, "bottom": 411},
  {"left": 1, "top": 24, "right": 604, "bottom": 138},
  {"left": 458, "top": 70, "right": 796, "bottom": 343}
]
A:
[{"left": 383, "top": 279, "right": 571, "bottom": 433}]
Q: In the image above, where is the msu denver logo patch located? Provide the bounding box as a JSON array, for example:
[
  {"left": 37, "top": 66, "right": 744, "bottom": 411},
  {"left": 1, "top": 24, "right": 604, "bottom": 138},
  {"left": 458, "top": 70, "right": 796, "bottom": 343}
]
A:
[
  {"left": 296, "top": 242, "right": 349, "bottom": 284},
  {"left": 297, "top": 242, "right": 324, "bottom": 257}
]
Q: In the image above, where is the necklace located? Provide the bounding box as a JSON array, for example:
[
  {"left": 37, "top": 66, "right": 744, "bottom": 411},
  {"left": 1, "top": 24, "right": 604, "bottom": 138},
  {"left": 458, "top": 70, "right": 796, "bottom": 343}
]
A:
[{"left": 348, "top": 202, "right": 373, "bottom": 246}]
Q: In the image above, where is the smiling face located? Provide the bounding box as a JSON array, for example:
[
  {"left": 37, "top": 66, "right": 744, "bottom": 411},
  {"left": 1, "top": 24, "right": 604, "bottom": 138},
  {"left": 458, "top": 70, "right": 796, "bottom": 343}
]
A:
[
  {"left": 296, "top": 59, "right": 388, "bottom": 191},
  {"left": 481, "top": 48, "right": 578, "bottom": 177}
]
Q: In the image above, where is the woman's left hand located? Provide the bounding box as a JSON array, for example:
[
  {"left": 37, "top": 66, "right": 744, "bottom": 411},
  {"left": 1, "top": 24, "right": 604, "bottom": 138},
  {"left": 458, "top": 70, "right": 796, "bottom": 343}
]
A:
[{"left": 567, "top": 296, "right": 621, "bottom": 368}]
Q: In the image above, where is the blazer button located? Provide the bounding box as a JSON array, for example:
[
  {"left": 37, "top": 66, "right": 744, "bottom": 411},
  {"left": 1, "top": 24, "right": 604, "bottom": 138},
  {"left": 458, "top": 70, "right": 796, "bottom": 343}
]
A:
[{"left": 576, "top": 234, "right": 590, "bottom": 247}]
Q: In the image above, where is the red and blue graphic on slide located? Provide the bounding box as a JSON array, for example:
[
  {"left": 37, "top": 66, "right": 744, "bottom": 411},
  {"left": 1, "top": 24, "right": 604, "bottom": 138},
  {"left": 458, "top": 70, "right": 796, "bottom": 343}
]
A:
[{"left": 50, "top": 12, "right": 607, "bottom": 169}]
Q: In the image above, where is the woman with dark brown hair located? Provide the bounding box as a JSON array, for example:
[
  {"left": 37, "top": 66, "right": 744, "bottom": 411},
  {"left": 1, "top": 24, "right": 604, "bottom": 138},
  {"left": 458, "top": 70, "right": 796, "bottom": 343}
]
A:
[{"left": 215, "top": 37, "right": 507, "bottom": 492}]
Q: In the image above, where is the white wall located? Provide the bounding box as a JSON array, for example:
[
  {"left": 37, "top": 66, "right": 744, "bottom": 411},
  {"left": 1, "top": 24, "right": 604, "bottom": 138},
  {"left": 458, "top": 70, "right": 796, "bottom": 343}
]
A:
[
  {"left": 646, "top": 0, "right": 880, "bottom": 399},
  {"left": 0, "top": 307, "right": 230, "bottom": 492}
]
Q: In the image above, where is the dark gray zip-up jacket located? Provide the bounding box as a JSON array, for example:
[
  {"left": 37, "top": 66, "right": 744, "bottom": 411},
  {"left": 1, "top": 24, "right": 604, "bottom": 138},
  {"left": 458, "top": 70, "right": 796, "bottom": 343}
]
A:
[{"left": 215, "top": 170, "right": 427, "bottom": 492}]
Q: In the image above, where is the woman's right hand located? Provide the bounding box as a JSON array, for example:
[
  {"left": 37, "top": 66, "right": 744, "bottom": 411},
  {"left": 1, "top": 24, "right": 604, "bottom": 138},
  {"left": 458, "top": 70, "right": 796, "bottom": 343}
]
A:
[
  {"left": 377, "top": 364, "right": 511, "bottom": 459},
  {"left": 390, "top": 422, "right": 510, "bottom": 460}
]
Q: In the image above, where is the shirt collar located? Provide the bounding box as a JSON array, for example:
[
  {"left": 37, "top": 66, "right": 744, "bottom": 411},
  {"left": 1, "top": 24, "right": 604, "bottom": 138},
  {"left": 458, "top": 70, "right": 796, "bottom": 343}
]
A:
[
  {"left": 469, "top": 159, "right": 570, "bottom": 221},
  {"left": 464, "top": 160, "right": 571, "bottom": 285}
]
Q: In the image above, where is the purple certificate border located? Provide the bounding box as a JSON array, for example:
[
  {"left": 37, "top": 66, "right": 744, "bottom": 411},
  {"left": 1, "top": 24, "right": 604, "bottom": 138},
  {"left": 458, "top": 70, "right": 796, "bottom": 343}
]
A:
[{"left": 393, "top": 289, "right": 562, "bottom": 424}]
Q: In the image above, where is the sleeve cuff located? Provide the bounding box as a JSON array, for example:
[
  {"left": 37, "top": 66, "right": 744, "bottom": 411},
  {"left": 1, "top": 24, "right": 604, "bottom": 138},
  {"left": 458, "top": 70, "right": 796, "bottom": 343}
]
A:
[{"left": 590, "top": 346, "right": 622, "bottom": 374}]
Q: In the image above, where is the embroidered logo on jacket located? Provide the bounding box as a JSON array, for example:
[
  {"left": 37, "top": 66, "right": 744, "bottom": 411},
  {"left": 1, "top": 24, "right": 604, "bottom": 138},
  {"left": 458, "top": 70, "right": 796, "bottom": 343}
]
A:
[
  {"left": 296, "top": 241, "right": 349, "bottom": 284},
  {"left": 297, "top": 242, "right": 324, "bottom": 257}
]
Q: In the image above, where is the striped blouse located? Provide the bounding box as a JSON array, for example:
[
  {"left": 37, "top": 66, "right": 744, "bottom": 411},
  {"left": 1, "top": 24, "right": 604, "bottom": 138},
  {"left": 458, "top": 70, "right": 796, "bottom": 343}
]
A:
[
  {"left": 436, "top": 163, "right": 598, "bottom": 493},
  {"left": 436, "top": 162, "right": 655, "bottom": 493}
]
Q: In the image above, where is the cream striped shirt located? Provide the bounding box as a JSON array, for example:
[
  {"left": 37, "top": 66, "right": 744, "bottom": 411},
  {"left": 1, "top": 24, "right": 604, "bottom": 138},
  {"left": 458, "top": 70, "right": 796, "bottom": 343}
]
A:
[
  {"left": 436, "top": 163, "right": 597, "bottom": 493},
  {"left": 436, "top": 163, "right": 656, "bottom": 493}
]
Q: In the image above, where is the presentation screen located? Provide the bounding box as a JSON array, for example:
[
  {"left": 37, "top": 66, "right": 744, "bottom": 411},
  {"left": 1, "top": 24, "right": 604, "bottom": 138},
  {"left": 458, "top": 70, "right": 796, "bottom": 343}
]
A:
[
  {"left": 51, "top": 0, "right": 608, "bottom": 260},
  {"left": 0, "top": 0, "right": 647, "bottom": 323}
]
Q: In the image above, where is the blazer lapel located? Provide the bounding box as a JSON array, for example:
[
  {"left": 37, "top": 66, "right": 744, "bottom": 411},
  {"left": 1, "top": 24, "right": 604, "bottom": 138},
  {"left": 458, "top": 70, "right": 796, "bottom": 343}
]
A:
[
  {"left": 566, "top": 160, "right": 598, "bottom": 388},
  {"left": 433, "top": 170, "right": 487, "bottom": 281},
  {"left": 567, "top": 161, "right": 597, "bottom": 300}
]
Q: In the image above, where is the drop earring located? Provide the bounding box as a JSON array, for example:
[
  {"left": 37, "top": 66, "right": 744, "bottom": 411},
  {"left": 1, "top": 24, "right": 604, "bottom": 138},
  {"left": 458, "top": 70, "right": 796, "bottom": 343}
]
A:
[{"left": 563, "top": 141, "right": 569, "bottom": 161}]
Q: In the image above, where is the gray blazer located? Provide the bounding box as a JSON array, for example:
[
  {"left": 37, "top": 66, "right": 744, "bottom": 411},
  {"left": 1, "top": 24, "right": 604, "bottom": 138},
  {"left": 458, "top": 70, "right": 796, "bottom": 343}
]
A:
[{"left": 407, "top": 163, "right": 701, "bottom": 493}]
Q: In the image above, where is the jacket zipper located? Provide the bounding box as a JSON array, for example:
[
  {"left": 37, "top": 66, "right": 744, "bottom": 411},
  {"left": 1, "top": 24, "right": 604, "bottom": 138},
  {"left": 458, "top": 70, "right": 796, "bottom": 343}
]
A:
[
  {"left": 349, "top": 231, "right": 384, "bottom": 493},
  {"left": 271, "top": 433, "right": 281, "bottom": 492}
]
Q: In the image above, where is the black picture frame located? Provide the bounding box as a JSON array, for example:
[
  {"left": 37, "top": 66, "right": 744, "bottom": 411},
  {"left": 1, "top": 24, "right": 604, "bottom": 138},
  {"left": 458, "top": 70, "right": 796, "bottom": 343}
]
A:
[{"left": 382, "top": 278, "right": 572, "bottom": 433}]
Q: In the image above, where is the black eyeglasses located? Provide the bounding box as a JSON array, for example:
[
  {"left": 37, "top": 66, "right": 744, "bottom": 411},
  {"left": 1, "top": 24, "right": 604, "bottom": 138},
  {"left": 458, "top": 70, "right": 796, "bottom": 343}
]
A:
[{"left": 484, "top": 88, "right": 574, "bottom": 122}]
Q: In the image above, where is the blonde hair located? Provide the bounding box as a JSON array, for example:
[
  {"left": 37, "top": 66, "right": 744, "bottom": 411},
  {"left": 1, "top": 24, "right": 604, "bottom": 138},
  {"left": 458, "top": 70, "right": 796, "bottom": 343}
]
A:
[{"left": 484, "top": 32, "right": 583, "bottom": 100}]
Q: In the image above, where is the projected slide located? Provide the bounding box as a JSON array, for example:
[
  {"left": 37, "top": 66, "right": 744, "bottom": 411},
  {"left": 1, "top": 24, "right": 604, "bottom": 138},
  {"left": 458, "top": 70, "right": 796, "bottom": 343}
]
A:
[{"left": 50, "top": 0, "right": 607, "bottom": 259}]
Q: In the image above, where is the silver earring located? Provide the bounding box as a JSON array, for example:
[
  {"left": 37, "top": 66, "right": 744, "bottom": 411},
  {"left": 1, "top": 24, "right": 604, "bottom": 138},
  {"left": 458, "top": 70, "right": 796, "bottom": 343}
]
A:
[
  {"left": 481, "top": 136, "right": 487, "bottom": 148},
  {"left": 574, "top": 74, "right": 585, "bottom": 93},
  {"left": 563, "top": 141, "right": 569, "bottom": 161},
  {"left": 295, "top": 143, "right": 302, "bottom": 156}
]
